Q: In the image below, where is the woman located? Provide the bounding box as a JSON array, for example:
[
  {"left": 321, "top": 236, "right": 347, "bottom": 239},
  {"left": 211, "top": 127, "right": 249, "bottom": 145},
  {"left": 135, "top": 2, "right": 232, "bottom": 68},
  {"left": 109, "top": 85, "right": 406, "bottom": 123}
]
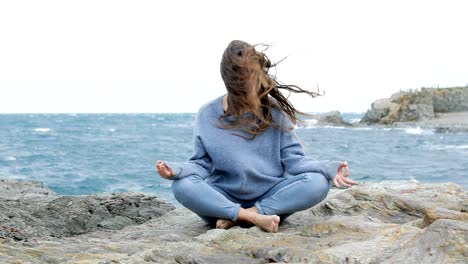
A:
[{"left": 156, "top": 40, "right": 357, "bottom": 233}]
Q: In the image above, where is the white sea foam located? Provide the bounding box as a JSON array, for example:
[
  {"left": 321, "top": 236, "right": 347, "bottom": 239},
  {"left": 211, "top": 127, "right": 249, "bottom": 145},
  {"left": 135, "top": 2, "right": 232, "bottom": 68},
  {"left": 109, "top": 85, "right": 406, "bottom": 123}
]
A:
[
  {"left": 109, "top": 128, "right": 116, "bottom": 132},
  {"left": 33, "top": 128, "right": 51, "bottom": 132},
  {"left": 304, "top": 119, "right": 318, "bottom": 126},
  {"left": 352, "top": 127, "right": 374, "bottom": 131},
  {"left": 322, "top": 125, "right": 346, "bottom": 129},
  {"left": 403, "top": 127, "right": 434, "bottom": 135},
  {"left": 169, "top": 123, "right": 193, "bottom": 128},
  {"left": 429, "top": 144, "right": 468, "bottom": 151},
  {"left": 296, "top": 119, "right": 319, "bottom": 129},
  {"left": 5, "top": 156, "right": 16, "bottom": 161}
]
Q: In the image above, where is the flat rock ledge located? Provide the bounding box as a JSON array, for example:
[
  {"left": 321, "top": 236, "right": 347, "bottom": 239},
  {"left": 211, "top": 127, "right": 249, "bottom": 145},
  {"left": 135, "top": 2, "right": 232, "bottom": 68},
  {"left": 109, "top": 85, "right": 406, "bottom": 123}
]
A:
[{"left": 0, "top": 179, "right": 467, "bottom": 264}]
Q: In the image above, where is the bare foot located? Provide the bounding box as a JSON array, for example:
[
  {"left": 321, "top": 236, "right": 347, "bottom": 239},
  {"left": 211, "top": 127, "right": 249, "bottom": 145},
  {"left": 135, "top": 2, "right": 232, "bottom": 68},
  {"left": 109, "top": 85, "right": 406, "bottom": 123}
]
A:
[
  {"left": 253, "top": 214, "right": 280, "bottom": 233},
  {"left": 216, "top": 218, "right": 237, "bottom": 229}
]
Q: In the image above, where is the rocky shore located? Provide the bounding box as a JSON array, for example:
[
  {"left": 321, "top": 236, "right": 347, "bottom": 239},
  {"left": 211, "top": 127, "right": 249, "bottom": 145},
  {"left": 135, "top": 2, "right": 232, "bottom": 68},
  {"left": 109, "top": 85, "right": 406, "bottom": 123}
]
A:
[
  {"left": 360, "top": 86, "right": 468, "bottom": 132},
  {"left": 1, "top": 179, "right": 467, "bottom": 263}
]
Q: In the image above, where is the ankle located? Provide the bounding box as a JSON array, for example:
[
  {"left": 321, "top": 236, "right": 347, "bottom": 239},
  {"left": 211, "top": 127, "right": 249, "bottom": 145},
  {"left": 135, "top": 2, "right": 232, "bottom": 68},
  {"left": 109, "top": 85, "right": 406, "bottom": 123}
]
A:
[
  {"left": 246, "top": 206, "right": 259, "bottom": 214},
  {"left": 237, "top": 207, "right": 259, "bottom": 225}
]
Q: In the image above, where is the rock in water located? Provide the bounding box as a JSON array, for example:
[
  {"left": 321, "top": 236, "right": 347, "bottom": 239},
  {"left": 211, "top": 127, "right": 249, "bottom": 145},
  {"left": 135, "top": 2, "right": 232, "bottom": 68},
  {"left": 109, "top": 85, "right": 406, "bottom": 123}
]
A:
[
  {"left": 317, "top": 111, "right": 353, "bottom": 127},
  {"left": 298, "top": 111, "right": 352, "bottom": 127},
  {"left": 0, "top": 180, "right": 466, "bottom": 263}
]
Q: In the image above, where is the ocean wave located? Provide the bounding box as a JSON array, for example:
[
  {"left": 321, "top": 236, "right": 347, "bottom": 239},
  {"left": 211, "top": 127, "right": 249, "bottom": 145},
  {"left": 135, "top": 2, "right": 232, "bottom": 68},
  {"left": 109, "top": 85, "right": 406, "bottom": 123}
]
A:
[
  {"left": 166, "top": 123, "right": 194, "bottom": 128},
  {"left": 428, "top": 144, "right": 468, "bottom": 151},
  {"left": 4, "top": 156, "right": 16, "bottom": 161},
  {"left": 386, "top": 126, "right": 428, "bottom": 132},
  {"left": 321, "top": 125, "right": 346, "bottom": 129},
  {"left": 351, "top": 127, "right": 374, "bottom": 131},
  {"left": 303, "top": 119, "right": 318, "bottom": 126},
  {"left": 403, "top": 127, "right": 434, "bottom": 135},
  {"left": 297, "top": 124, "right": 346, "bottom": 130},
  {"left": 33, "top": 128, "right": 51, "bottom": 133},
  {"left": 349, "top": 118, "right": 361, "bottom": 124}
]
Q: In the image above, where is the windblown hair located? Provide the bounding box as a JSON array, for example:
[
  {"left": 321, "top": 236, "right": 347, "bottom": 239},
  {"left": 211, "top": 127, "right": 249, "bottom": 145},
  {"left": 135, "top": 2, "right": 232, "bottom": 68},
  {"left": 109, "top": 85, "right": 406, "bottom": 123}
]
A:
[{"left": 219, "top": 40, "right": 322, "bottom": 139}]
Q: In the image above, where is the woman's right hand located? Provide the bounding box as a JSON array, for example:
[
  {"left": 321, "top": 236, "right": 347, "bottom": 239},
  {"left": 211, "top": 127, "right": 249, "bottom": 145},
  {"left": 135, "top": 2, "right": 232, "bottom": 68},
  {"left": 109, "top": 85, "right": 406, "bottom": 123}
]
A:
[{"left": 156, "top": 160, "right": 175, "bottom": 179}]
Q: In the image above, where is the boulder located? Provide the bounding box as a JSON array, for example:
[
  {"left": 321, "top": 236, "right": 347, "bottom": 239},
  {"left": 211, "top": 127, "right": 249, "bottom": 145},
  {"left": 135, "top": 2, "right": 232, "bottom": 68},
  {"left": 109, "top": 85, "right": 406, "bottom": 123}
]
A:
[
  {"left": 361, "top": 97, "right": 401, "bottom": 124},
  {"left": 316, "top": 111, "right": 352, "bottom": 126},
  {"left": 360, "top": 108, "right": 389, "bottom": 123}
]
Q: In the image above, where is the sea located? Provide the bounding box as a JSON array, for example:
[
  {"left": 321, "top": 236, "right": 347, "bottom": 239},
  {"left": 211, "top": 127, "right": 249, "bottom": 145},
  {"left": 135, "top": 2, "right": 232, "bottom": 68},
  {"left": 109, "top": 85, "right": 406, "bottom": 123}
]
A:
[{"left": 1, "top": 113, "right": 467, "bottom": 205}]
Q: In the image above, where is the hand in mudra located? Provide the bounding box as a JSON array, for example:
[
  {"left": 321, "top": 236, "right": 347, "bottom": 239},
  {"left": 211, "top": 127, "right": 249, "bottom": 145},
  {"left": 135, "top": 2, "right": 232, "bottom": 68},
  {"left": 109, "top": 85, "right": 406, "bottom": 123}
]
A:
[
  {"left": 156, "top": 160, "right": 175, "bottom": 179},
  {"left": 333, "top": 161, "right": 357, "bottom": 188}
]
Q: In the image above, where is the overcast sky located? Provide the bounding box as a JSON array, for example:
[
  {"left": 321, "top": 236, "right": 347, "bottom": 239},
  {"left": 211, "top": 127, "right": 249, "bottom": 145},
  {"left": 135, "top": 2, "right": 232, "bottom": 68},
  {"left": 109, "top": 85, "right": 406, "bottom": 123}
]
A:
[{"left": 1, "top": 0, "right": 467, "bottom": 113}]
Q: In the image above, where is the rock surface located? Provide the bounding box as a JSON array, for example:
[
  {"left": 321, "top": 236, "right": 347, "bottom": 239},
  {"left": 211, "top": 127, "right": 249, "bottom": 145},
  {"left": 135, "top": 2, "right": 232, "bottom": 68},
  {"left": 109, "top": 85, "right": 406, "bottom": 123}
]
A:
[
  {"left": 361, "top": 86, "right": 468, "bottom": 126},
  {"left": 0, "top": 179, "right": 175, "bottom": 240},
  {"left": 1, "top": 179, "right": 467, "bottom": 263}
]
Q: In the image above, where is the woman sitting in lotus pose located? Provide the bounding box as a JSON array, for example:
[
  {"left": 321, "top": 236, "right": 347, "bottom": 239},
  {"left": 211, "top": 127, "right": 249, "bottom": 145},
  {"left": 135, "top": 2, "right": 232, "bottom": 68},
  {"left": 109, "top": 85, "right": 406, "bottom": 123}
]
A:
[{"left": 156, "top": 40, "right": 357, "bottom": 233}]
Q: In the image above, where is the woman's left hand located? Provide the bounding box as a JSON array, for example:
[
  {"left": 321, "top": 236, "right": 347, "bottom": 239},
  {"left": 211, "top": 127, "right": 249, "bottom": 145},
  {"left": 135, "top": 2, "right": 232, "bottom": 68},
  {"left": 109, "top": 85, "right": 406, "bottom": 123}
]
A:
[{"left": 333, "top": 161, "right": 358, "bottom": 188}]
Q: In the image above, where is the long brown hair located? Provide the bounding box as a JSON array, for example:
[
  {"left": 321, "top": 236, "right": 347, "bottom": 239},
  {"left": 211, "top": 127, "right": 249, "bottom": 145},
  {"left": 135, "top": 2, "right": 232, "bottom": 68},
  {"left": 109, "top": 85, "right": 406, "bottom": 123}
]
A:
[{"left": 219, "top": 40, "right": 321, "bottom": 139}]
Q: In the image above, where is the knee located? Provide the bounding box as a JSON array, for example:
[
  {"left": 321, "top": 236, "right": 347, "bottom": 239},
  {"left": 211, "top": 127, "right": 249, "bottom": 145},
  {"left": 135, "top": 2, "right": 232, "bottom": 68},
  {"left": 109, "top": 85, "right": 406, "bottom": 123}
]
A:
[
  {"left": 171, "top": 175, "right": 202, "bottom": 200},
  {"left": 303, "top": 173, "right": 330, "bottom": 203}
]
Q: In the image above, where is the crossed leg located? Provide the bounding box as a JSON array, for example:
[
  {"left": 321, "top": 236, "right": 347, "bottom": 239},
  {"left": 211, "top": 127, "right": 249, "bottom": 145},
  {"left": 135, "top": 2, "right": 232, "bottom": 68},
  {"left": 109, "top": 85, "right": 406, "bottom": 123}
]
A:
[
  {"left": 171, "top": 172, "right": 330, "bottom": 233},
  {"left": 216, "top": 206, "right": 263, "bottom": 229}
]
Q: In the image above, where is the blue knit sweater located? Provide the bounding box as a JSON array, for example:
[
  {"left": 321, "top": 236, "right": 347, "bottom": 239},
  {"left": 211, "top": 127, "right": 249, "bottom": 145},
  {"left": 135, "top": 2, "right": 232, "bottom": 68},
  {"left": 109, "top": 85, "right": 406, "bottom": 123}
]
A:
[{"left": 166, "top": 95, "right": 341, "bottom": 200}]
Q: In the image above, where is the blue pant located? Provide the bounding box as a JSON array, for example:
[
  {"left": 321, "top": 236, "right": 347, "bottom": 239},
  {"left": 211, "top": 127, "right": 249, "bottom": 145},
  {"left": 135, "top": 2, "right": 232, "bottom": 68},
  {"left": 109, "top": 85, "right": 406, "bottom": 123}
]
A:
[{"left": 171, "top": 172, "right": 331, "bottom": 226}]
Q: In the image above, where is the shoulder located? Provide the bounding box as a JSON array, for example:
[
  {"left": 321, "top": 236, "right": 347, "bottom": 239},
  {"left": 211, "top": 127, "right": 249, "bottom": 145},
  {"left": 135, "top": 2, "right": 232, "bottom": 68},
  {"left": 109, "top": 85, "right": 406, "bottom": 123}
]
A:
[
  {"left": 196, "top": 95, "right": 223, "bottom": 118},
  {"left": 193, "top": 95, "right": 224, "bottom": 131}
]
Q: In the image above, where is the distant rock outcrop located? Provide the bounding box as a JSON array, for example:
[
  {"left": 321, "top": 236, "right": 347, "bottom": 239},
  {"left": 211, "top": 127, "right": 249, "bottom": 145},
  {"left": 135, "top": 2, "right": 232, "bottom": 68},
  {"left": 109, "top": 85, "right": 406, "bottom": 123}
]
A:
[
  {"left": 1, "top": 179, "right": 467, "bottom": 263},
  {"left": 360, "top": 86, "right": 468, "bottom": 125},
  {"left": 299, "top": 111, "right": 352, "bottom": 127},
  {"left": 316, "top": 111, "right": 353, "bottom": 126}
]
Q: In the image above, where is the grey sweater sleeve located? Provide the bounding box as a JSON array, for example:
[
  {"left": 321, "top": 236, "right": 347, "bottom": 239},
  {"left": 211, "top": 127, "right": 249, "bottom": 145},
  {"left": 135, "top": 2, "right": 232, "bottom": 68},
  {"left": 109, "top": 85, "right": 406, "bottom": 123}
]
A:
[
  {"left": 165, "top": 113, "right": 213, "bottom": 180},
  {"left": 165, "top": 135, "right": 212, "bottom": 180},
  {"left": 280, "top": 116, "right": 341, "bottom": 182}
]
